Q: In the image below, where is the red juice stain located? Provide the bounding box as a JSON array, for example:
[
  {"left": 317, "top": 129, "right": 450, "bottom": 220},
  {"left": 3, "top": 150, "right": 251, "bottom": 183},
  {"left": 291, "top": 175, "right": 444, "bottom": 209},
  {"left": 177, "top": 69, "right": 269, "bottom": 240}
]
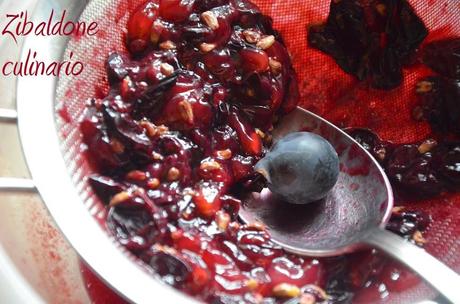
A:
[
  {"left": 72, "top": 32, "right": 83, "bottom": 42},
  {"left": 80, "top": 262, "right": 128, "bottom": 304},
  {"left": 65, "top": 88, "right": 73, "bottom": 98},
  {"left": 115, "top": 1, "right": 138, "bottom": 23},
  {"left": 27, "top": 206, "right": 74, "bottom": 302},
  {"left": 350, "top": 183, "right": 359, "bottom": 191},
  {"left": 342, "top": 165, "right": 370, "bottom": 177},
  {"left": 97, "top": 29, "right": 108, "bottom": 39},
  {"left": 58, "top": 104, "right": 72, "bottom": 123},
  {"left": 75, "top": 80, "right": 85, "bottom": 92}
]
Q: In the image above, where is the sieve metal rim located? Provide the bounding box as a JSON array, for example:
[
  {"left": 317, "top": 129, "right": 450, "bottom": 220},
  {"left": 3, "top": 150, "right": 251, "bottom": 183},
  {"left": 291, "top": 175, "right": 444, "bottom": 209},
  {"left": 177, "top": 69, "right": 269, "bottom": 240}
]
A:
[{"left": 14, "top": 1, "right": 198, "bottom": 303}]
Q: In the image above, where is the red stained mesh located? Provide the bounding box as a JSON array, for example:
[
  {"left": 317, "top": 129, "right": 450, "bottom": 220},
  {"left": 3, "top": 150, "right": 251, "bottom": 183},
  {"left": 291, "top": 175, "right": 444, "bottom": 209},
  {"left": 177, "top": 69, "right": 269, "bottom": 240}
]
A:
[{"left": 55, "top": 0, "right": 460, "bottom": 303}]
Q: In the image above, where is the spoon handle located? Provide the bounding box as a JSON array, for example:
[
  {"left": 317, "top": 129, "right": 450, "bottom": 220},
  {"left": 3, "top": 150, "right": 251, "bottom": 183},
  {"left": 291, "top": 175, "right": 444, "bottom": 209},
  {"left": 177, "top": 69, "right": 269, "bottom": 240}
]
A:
[{"left": 365, "top": 228, "right": 460, "bottom": 304}]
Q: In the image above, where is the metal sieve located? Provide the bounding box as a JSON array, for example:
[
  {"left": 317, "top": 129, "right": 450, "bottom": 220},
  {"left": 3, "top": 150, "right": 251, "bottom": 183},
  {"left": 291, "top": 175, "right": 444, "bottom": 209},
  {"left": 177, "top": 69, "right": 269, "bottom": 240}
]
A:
[{"left": 0, "top": 0, "right": 459, "bottom": 303}]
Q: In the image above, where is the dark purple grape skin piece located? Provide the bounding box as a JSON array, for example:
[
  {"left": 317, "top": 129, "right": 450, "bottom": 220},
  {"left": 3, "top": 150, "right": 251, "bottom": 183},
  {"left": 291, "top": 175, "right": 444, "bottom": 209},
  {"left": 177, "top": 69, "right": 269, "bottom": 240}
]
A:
[
  {"left": 398, "top": 155, "right": 443, "bottom": 196},
  {"left": 132, "top": 72, "right": 179, "bottom": 120},
  {"left": 102, "top": 106, "right": 151, "bottom": 148},
  {"left": 107, "top": 52, "right": 130, "bottom": 84},
  {"left": 88, "top": 175, "right": 125, "bottom": 204},
  {"left": 107, "top": 205, "right": 157, "bottom": 251},
  {"left": 80, "top": 106, "right": 131, "bottom": 174},
  {"left": 386, "top": 145, "right": 444, "bottom": 197},
  {"left": 437, "top": 142, "right": 460, "bottom": 189},
  {"left": 308, "top": 0, "right": 428, "bottom": 89},
  {"left": 347, "top": 127, "right": 460, "bottom": 200},
  {"left": 423, "top": 38, "right": 460, "bottom": 79},
  {"left": 148, "top": 251, "right": 192, "bottom": 287},
  {"left": 101, "top": 105, "right": 154, "bottom": 166},
  {"left": 106, "top": 190, "right": 169, "bottom": 251},
  {"left": 418, "top": 77, "right": 460, "bottom": 136},
  {"left": 345, "top": 128, "right": 393, "bottom": 164},
  {"left": 386, "top": 210, "right": 432, "bottom": 237}
]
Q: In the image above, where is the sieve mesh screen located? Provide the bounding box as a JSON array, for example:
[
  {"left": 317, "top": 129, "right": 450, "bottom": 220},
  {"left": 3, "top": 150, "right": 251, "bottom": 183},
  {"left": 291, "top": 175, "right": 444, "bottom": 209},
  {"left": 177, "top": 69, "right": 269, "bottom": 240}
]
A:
[{"left": 55, "top": 0, "right": 460, "bottom": 302}]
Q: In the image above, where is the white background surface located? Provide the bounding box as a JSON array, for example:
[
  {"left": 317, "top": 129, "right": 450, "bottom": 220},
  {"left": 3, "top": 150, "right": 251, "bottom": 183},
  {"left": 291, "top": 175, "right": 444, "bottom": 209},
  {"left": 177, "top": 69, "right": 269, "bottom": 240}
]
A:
[
  {"left": 0, "top": 1, "right": 87, "bottom": 303},
  {"left": 0, "top": 1, "right": 42, "bottom": 302}
]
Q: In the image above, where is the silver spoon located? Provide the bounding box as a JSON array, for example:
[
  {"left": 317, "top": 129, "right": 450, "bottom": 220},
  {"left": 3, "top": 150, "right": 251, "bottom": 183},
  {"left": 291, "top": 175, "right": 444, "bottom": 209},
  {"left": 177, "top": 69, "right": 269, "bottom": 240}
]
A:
[{"left": 239, "top": 107, "right": 460, "bottom": 303}]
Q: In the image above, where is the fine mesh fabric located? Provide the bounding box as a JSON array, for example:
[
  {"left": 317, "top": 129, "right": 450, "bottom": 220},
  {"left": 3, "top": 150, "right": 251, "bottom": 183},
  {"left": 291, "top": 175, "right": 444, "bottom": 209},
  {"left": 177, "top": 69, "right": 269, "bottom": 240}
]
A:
[{"left": 55, "top": 0, "right": 460, "bottom": 303}]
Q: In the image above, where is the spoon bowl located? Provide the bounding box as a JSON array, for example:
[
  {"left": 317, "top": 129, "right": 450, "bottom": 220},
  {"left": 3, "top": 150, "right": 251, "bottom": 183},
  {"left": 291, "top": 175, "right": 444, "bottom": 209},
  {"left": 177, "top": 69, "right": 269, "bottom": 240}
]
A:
[
  {"left": 239, "top": 107, "right": 460, "bottom": 303},
  {"left": 239, "top": 107, "right": 393, "bottom": 256}
]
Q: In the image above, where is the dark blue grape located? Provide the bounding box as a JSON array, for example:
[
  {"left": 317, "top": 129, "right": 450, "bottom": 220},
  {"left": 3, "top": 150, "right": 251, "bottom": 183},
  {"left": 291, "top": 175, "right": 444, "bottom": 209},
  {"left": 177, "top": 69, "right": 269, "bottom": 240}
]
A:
[{"left": 255, "top": 132, "right": 339, "bottom": 204}]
